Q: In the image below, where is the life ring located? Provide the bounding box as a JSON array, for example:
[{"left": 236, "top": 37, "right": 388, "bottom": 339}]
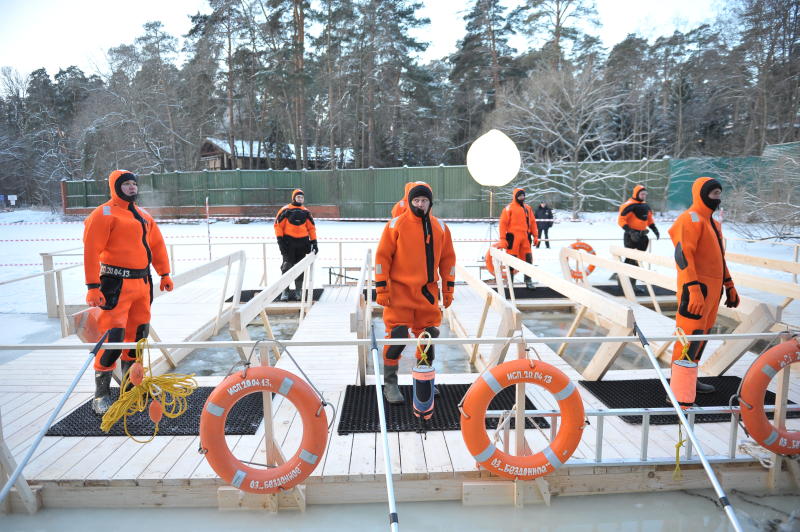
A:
[
  {"left": 485, "top": 244, "right": 509, "bottom": 280},
  {"left": 739, "top": 338, "right": 800, "bottom": 455},
  {"left": 200, "top": 366, "right": 328, "bottom": 493},
  {"left": 460, "top": 359, "right": 585, "bottom": 480},
  {"left": 568, "top": 241, "right": 596, "bottom": 280}
]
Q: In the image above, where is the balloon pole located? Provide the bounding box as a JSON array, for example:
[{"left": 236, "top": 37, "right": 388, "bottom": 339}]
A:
[{"left": 489, "top": 188, "right": 494, "bottom": 219}]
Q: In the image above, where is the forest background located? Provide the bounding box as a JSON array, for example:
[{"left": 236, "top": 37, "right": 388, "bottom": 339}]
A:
[{"left": 0, "top": 0, "right": 797, "bottom": 228}]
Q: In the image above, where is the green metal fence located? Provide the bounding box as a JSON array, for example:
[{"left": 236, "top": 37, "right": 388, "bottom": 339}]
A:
[{"left": 65, "top": 155, "right": 789, "bottom": 217}]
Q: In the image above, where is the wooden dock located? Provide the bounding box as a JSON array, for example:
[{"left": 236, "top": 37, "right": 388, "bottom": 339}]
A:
[{"left": 2, "top": 275, "right": 799, "bottom": 511}]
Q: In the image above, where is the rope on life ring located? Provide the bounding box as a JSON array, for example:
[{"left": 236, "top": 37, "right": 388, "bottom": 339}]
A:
[
  {"left": 738, "top": 338, "right": 800, "bottom": 455},
  {"left": 199, "top": 366, "right": 328, "bottom": 494},
  {"left": 460, "top": 359, "right": 585, "bottom": 480},
  {"left": 568, "top": 241, "right": 595, "bottom": 280}
]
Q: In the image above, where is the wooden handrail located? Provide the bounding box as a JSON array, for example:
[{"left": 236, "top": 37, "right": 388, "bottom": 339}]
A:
[
  {"left": 491, "top": 247, "right": 633, "bottom": 328},
  {"left": 231, "top": 251, "right": 316, "bottom": 331}
]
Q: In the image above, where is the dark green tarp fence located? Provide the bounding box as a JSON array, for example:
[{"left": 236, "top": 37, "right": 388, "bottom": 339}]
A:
[{"left": 65, "top": 153, "right": 792, "bottom": 217}]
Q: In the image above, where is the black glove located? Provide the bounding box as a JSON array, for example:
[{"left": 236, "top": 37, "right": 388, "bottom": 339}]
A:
[
  {"left": 505, "top": 232, "right": 515, "bottom": 249},
  {"left": 649, "top": 224, "right": 660, "bottom": 240},
  {"left": 277, "top": 236, "right": 288, "bottom": 256},
  {"left": 310, "top": 240, "right": 318, "bottom": 254},
  {"left": 725, "top": 285, "right": 740, "bottom": 308},
  {"left": 527, "top": 232, "right": 533, "bottom": 244}
]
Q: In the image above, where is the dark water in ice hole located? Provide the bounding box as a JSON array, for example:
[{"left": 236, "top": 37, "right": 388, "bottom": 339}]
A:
[
  {"left": 171, "top": 311, "right": 740, "bottom": 376},
  {"left": 172, "top": 315, "right": 300, "bottom": 376}
]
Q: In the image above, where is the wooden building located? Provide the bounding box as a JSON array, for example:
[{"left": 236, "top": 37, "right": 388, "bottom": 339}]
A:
[{"left": 200, "top": 137, "right": 354, "bottom": 170}]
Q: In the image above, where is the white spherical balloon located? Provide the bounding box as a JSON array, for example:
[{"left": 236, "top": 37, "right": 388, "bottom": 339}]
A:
[{"left": 466, "top": 129, "right": 521, "bottom": 187}]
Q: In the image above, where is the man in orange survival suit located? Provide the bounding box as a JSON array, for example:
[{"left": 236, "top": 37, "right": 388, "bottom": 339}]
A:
[
  {"left": 498, "top": 188, "right": 539, "bottom": 290},
  {"left": 375, "top": 182, "right": 456, "bottom": 404},
  {"left": 669, "top": 177, "right": 739, "bottom": 394},
  {"left": 617, "top": 184, "right": 660, "bottom": 295},
  {"left": 274, "top": 189, "right": 318, "bottom": 301},
  {"left": 83, "top": 170, "right": 173, "bottom": 414}
]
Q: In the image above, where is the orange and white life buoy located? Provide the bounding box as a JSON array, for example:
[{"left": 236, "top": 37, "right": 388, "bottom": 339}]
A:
[
  {"left": 460, "top": 359, "right": 585, "bottom": 480},
  {"left": 739, "top": 338, "right": 800, "bottom": 455},
  {"left": 200, "top": 366, "right": 328, "bottom": 493},
  {"left": 485, "top": 244, "right": 508, "bottom": 280},
  {"left": 568, "top": 241, "right": 596, "bottom": 280}
]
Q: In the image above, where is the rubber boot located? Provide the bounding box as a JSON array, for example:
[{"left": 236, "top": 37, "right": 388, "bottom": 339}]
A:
[
  {"left": 280, "top": 288, "right": 290, "bottom": 302},
  {"left": 696, "top": 379, "right": 715, "bottom": 394},
  {"left": 383, "top": 365, "right": 404, "bottom": 405},
  {"left": 92, "top": 370, "right": 113, "bottom": 415}
]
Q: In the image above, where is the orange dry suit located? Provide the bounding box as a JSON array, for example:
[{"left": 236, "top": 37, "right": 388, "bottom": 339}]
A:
[
  {"left": 376, "top": 182, "right": 456, "bottom": 366},
  {"left": 498, "top": 188, "right": 538, "bottom": 281},
  {"left": 274, "top": 189, "right": 318, "bottom": 291},
  {"left": 617, "top": 185, "right": 659, "bottom": 269},
  {"left": 83, "top": 170, "right": 170, "bottom": 372},
  {"left": 669, "top": 177, "right": 739, "bottom": 363}
]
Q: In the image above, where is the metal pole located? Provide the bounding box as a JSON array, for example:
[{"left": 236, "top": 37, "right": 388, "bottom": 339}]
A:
[
  {"left": 0, "top": 331, "right": 109, "bottom": 506},
  {"left": 370, "top": 326, "right": 399, "bottom": 531},
  {"left": 632, "top": 323, "right": 743, "bottom": 532},
  {"left": 205, "top": 196, "right": 212, "bottom": 261}
]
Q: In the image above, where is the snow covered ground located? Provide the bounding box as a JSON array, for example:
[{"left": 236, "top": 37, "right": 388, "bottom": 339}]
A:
[
  {"left": 0, "top": 208, "right": 797, "bottom": 345},
  {"left": 1, "top": 207, "right": 796, "bottom": 313}
]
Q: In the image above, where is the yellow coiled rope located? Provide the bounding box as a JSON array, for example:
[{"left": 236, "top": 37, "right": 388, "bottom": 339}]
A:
[{"left": 100, "top": 338, "right": 197, "bottom": 443}]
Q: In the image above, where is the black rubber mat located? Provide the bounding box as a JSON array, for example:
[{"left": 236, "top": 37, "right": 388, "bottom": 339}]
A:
[
  {"left": 337, "top": 383, "right": 549, "bottom": 435},
  {"left": 579, "top": 376, "right": 800, "bottom": 425},
  {"left": 46, "top": 387, "right": 264, "bottom": 437},
  {"left": 226, "top": 288, "right": 323, "bottom": 303}
]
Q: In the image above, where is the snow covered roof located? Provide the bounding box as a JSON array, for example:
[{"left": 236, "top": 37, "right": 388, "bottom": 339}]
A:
[{"left": 205, "top": 137, "right": 354, "bottom": 163}]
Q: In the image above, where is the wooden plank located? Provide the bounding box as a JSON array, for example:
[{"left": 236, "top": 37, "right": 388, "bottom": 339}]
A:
[
  {"left": 111, "top": 437, "right": 173, "bottom": 482},
  {"left": 421, "top": 431, "right": 453, "bottom": 479},
  {"left": 162, "top": 436, "right": 205, "bottom": 485},
  {"left": 59, "top": 437, "right": 129, "bottom": 482},
  {"left": 138, "top": 435, "right": 197, "bottom": 482},
  {"left": 398, "top": 431, "right": 427, "bottom": 480},
  {"left": 29, "top": 436, "right": 105, "bottom": 481},
  {"left": 347, "top": 432, "right": 376, "bottom": 480},
  {"left": 85, "top": 437, "right": 150, "bottom": 482}
]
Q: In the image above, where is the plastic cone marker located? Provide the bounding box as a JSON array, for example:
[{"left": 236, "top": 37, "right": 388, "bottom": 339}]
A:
[{"left": 466, "top": 129, "right": 521, "bottom": 187}]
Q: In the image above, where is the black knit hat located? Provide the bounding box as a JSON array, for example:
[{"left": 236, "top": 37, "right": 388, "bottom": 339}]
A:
[{"left": 407, "top": 183, "right": 433, "bottom": 204}]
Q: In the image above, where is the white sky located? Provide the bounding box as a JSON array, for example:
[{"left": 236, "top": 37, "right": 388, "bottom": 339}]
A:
[{"left": 0, "top": 0, "right": 722, "bottom": 79}]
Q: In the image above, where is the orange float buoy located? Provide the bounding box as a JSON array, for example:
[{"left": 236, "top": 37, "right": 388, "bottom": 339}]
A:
[
  {"left": 739, "top": 338, "right": 800, "bottom": 455},
  {"left": 568, "top": 241, "right": 596, "bottom": 280},
  {"left": 200, "top": 366, "right": 328, "bottom": 494},
  {"left": 670, "top": 360, "right": 698, "bottom": 408},
  {"left": 128, "top": 362, "right": 144, "bottom": 387},
  {"left": 460, "top": 359, "right": 585, "bottom": 480},
  {"left": 148, "top": 399, "right": 163, "bottom": 424}
]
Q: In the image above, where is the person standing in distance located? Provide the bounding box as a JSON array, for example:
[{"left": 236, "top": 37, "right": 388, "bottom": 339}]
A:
[
  {"left": 498, "top": 188, "right": 539, "bottom": 289},
  {"left": 617, "top": 184, "right": 660, "bottom": 294},
  {"left": 274, "top": 189, "right": 318, "bottom": 301},
  {"left": 534, "top": 200, "right": 553, "bottom": 249}
]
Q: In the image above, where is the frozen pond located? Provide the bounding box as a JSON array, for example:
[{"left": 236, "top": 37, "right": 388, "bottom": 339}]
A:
[
  {"left": 523, "top": 310, "right": 739, "bottom": 373},
  {"left": 173, "top": 314, "right": 300, "bottom": 375}
]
